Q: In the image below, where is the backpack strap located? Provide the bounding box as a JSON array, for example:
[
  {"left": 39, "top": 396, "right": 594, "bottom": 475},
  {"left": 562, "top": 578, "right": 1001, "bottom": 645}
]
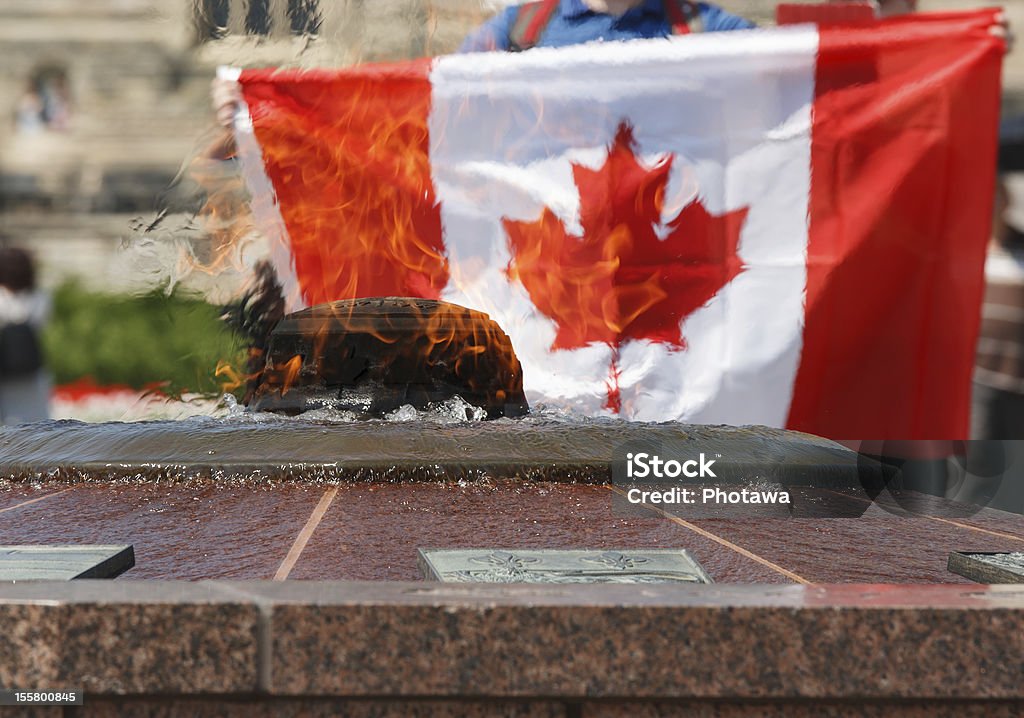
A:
[
  {"left": 664, "top": 0, "right": 704, "bottom": 34},
  {"left": 509, "top": 0, "right": 701, "bottom": 52},
  {"left": 508, "top": 0, "right": 561, "bottom": 52}
]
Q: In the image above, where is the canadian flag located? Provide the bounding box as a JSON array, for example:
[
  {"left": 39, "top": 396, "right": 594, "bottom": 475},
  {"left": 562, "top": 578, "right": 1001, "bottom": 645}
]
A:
[{"left": 231, "top": 9, "right": 1002, "bottom": 439}]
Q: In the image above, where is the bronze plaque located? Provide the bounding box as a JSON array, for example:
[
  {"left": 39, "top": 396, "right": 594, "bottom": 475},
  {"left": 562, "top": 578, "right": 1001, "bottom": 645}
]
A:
[
  {"left": 418, "top": 548, "right": 713, "bottom": 584},
  {"left": 948, "top": 551, "right": 1024, "bottom": 584},
  {"left": 0, "top": 545, "right": 135, "bottom": 581}
]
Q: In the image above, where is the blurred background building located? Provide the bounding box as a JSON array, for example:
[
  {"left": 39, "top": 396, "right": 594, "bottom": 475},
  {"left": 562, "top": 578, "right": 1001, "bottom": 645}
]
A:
[{"left": 0, "top": 0, "right": 498, "bottom": 294}]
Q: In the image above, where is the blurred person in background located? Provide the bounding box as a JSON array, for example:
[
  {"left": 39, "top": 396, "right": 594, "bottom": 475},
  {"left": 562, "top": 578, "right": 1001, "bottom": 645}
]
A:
[
  {"left": 0, "top": 246, "right": 50, "bottom": 424},
  {"left": 972, "top": 122, "right": 1024, "bottom": 441},
  {"left": 872, "top": 0, "right": 916, "bottom": 17},
  {"left": 15, "top": 80, "right": 45, "bottom": 135},
  {"left": 960, "top": 126, "right": 1024, "bottom": 512},
  {"left": 459, "top": 0, "right": 754, "bottom": 53}
]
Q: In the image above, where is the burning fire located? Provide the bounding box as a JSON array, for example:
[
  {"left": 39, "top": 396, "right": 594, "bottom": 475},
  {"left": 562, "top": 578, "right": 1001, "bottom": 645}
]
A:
[
  {"left": 231, "top": 67, "right": 531, "bottom": 415},
  {"left": 223, "top": 75, "right": 747, "bottom": 416},
  {"left": 259, "top": 353, "right": 304, "bottom": 396},
  {"left": 186, "top": 150, "right": 261, "bottom": 277},
  {"left": 242, "top": 64, "right": 449, "bottom": 305},
  {"left": 214, "top": 359, "right": 248, "bottom": 393},
  {"left": 248, "top": 298, "right": 527, "bottom": 417},
  {"left": 137, "top": 57, "right": 493, "bottom": 405},
  {"left": 133, "top": 129, "right": 263, "bottom": 290}
]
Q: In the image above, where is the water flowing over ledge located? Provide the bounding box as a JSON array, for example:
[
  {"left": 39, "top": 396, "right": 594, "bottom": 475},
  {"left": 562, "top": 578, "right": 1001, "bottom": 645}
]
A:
[{"left": 0, "top": 408, "right": 857, "bottom": 486}]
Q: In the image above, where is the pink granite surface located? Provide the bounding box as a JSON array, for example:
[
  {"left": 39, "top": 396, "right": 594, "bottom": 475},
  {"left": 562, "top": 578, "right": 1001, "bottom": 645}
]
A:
[{"left": 0, "top": 582, "right": 1020, "bottom": 703}]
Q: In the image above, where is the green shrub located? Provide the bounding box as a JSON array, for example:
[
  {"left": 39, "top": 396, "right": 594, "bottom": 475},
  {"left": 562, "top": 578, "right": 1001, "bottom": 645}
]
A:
[{"left": 42, "top": 282, "right": 247, "bottom": 396}]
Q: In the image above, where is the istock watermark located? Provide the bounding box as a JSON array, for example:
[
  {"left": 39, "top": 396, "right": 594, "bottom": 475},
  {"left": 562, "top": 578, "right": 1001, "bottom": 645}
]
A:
[
  {"left": 623, "top": 486, "right": 793, "bottom": 506},
  {"left": 611, "top": 439, "right": 800, "bottom": 518},
  {"left": 610, "top": 438, "right": 1024, "bottom": 519},
  {"left": 625, "top": 451, "right": 718, "bottom": 479}
]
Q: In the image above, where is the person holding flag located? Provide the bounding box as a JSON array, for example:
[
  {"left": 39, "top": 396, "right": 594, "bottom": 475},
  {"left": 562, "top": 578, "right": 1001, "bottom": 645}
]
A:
[
  {"left": 208, "top": 3, "right": 1012, "bottom": 439},
  {"left": 459, "top": 0, "right": 755, "bottom": 53}
]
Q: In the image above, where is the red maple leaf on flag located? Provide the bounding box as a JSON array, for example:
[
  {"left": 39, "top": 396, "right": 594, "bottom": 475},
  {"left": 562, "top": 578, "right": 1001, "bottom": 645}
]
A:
[{"left": 503, "top": 122, "right": 749, "bottom": 411}]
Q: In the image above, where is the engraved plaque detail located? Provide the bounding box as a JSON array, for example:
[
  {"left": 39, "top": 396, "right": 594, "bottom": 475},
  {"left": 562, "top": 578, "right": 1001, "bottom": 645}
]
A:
[{"left": 418, "top": 549, "right": 713, "bottom": 584}]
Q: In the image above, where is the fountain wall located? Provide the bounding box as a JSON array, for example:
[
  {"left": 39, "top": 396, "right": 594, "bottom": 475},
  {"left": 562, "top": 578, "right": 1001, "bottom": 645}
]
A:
[{"left": 0, "top": 581, "right": 1021, "bottom": 716}]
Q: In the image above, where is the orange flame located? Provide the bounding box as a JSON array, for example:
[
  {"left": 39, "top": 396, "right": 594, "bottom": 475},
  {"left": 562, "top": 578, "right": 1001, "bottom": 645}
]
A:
[
  {"left": 226, "top": 65, "right": 541, "bottom": 415},
  {"left": 248, "top": 298, "right": 527, "bottom": 417},
  {"left": 241, "top": 64, "right": 449, "bottom": 306},
  {"left": 191, "top": 154, "right": 258, "bottom": 276},
  {"left": 235, "top": 65, "right": 528, "bottom": 412},
  {"left": 278, "top": 354, "right": 304, "bottom": 395},
  {"left": 215, "top": 359, "right": 248, "bottom": 393}
]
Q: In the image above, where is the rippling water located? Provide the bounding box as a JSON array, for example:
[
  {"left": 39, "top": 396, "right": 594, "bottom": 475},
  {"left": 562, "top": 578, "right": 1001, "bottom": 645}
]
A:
[
  {"left": 2, "top": 400, "right": 1019, "bottom": 584},
  {"left": 0, "top": 397, "right": 859, "bottom": 486}
]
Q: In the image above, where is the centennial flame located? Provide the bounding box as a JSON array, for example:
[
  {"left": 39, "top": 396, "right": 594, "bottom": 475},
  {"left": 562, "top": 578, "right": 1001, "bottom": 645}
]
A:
[
  {"left": 248, "top": 298, "right": 527, "bottom": 417},
  {"left": 237, "top": 66, "right": 529, "bottom": 411},
  {"left": 236, "top": 72, "right": 748, "bottom": 415}
]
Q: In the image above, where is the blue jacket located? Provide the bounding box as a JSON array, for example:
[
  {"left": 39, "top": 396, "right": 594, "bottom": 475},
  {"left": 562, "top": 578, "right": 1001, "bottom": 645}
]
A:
[{"left": 460, "top": 0, "right": 755, "bottom": 53}]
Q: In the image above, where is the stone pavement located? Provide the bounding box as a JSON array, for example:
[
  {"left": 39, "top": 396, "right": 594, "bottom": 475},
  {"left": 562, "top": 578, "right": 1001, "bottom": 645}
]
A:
[{"left": 1, "top": 480, "right": 1022, "bottom": 583}]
